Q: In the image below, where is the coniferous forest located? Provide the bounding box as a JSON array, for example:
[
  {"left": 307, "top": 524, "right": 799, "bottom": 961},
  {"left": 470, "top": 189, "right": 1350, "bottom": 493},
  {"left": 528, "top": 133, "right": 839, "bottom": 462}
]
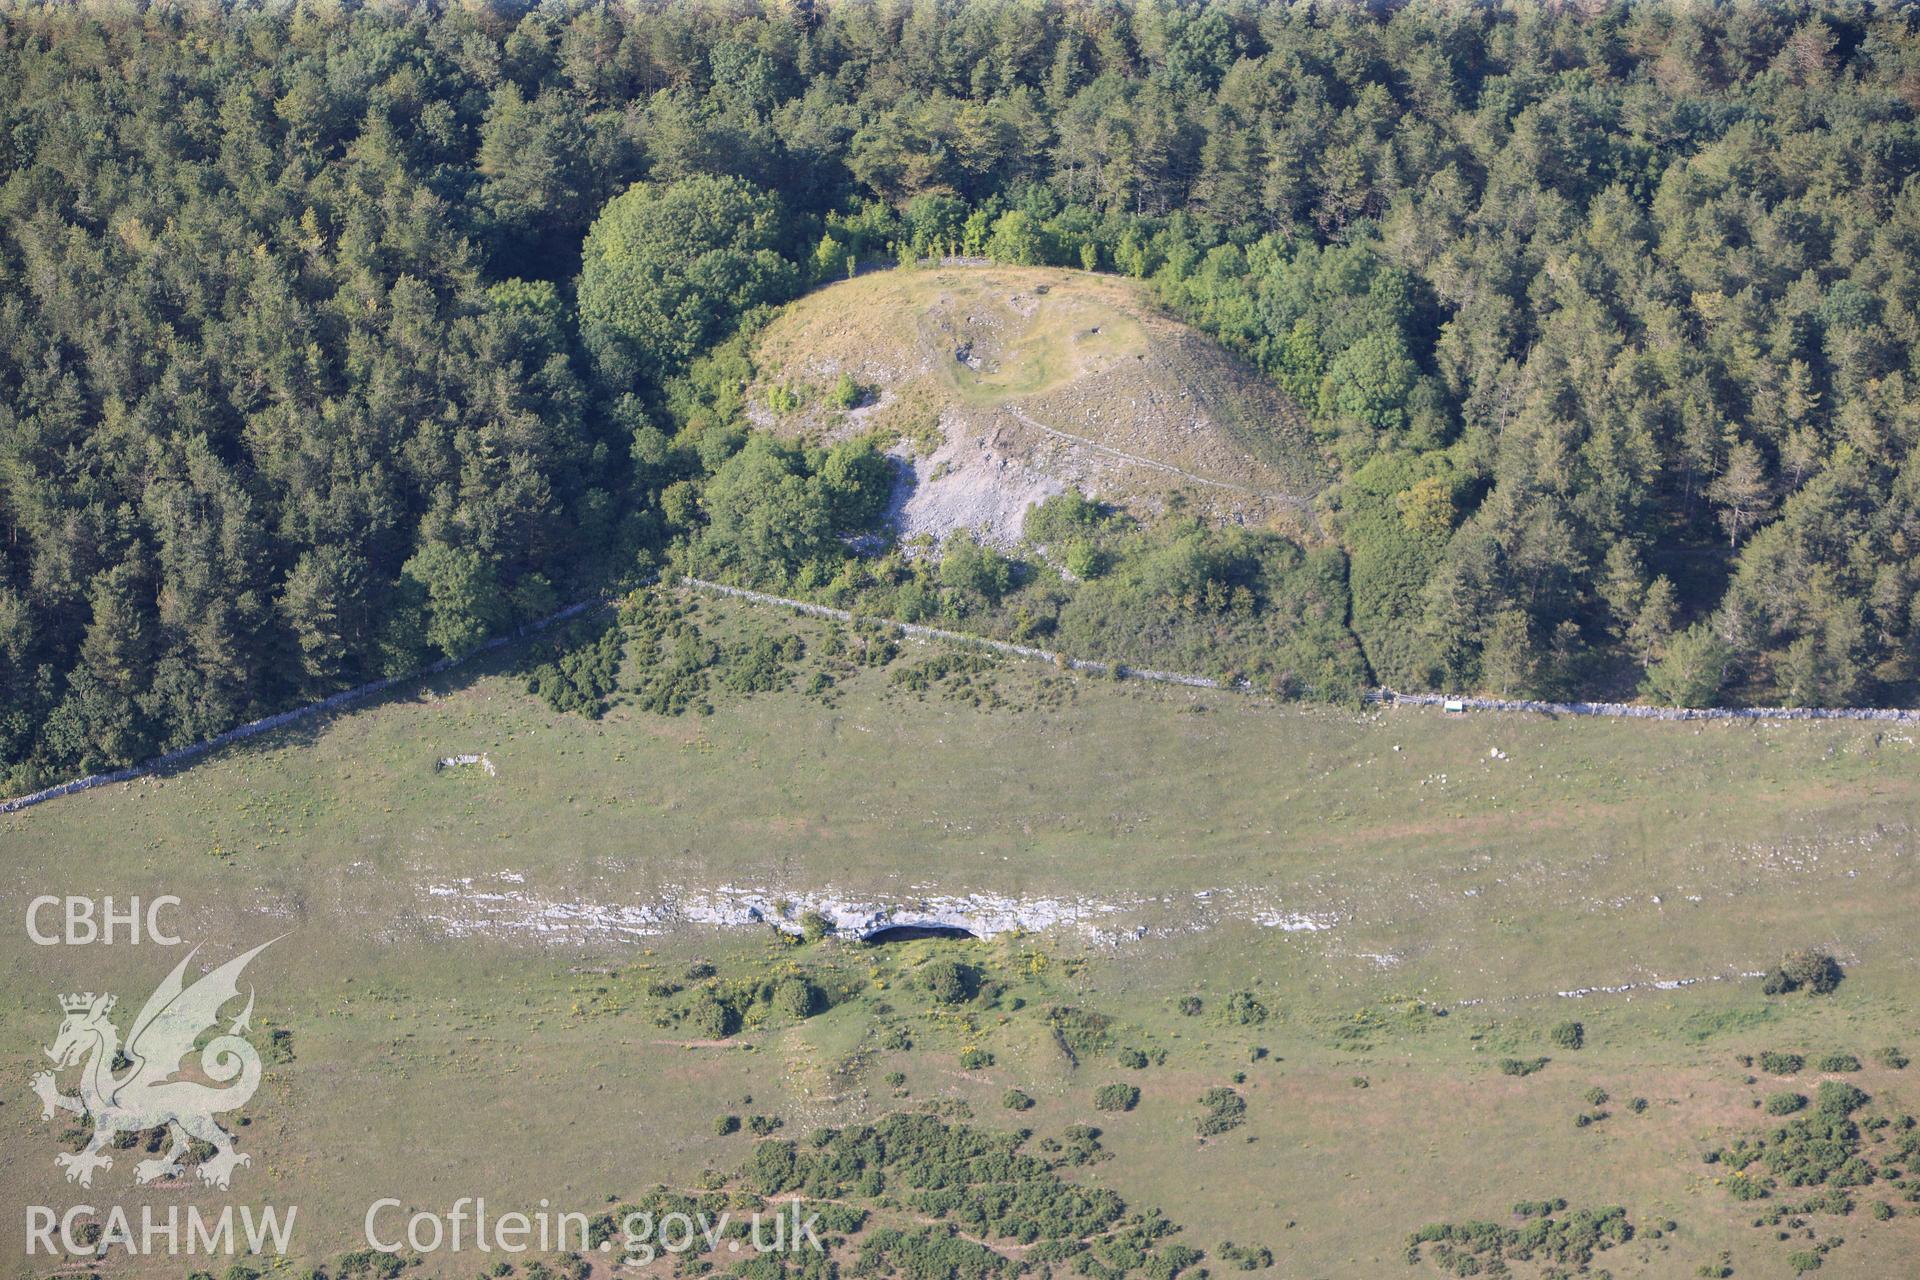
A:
[{"left": 6, "top": 1, "right": 1920, "bottom": 788}]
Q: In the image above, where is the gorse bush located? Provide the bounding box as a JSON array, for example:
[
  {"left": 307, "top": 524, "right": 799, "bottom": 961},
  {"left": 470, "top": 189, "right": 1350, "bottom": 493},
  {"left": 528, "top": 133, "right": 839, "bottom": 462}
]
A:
[
  {"left": 1407, "top": 1205, "right": 1633, "bottom": 1273},
  {"left": 658, "top": 958, "right": 835, "bottom": 1038},
  {"left": 1765, "top": 952, "right": 1845, "bottom": 996},
  {"left": 1196, "top": 1087, "right": 1246, "bottom": 1137},
  {"left": 1706, "top": 1077, "right": 1920, "bottom": 1229},
  {"left": 526, "top": 615, "right": 623, "bottom": 718},
  {"left": 1223, "top": 991, "right": 1267, "bottom": 1025},
  {"left": 772, "top": 977, "right": 822, "bottom": 1020},
  {"left": 688, "top": 997, "right": 737, "bottom": 1040},
  {"left": 922, "top": 959, "right": 978, "bottom": 1005},
  {"left": 1214, "top": 1243, "right": 1272, "bottom": 1271},
  {"left": 1044, "top": 1007, "right": 1116, "bottom": 1065},
  {"left": 673, "top": 1108, "right": 1215, "bottom": 1280}
]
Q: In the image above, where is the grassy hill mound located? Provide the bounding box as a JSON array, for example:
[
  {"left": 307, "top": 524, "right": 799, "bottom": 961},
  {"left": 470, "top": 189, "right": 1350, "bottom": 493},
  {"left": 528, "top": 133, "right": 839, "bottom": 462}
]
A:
[{"left": 748, "top": 265, "right": 1327, "bottom": 547}]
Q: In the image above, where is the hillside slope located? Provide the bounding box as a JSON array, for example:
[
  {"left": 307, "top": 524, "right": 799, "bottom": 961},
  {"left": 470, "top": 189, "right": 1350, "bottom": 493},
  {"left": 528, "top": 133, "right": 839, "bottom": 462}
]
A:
[
  {"left": 5, "top": 592, "right": 1918, "bottom": 1278},
  {"left": 749, "top": 266, "right": 1327, "bottom": 547}
]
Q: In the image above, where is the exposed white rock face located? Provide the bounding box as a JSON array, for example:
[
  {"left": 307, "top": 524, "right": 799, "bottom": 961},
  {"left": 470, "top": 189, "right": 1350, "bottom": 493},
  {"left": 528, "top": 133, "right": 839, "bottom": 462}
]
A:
[
  {"left": 675, "top": 885, "right": 1130, "bottom": 938},
  {"left": 412, "top": 876, "right": 1341, "bottom": 946},
  {"left": 421, "top": 881, "right": 669, "bottom": 941},
  {"left": 418, "top": 879, "right": 1136, "bottom": 942},
  {"left": 1250, "top": 910, "right": 1338, "bottom": 932}
]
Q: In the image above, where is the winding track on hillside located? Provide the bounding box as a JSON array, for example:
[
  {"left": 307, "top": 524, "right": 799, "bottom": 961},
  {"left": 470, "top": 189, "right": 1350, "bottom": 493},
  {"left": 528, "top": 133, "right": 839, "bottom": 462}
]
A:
[{"left": 1003, "top": 405, "right": 1313, "bottom": 507}]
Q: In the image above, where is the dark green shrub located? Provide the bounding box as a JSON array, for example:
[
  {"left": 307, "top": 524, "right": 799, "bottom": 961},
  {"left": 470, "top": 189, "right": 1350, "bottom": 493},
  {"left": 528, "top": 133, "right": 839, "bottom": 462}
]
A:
[
  {"left": 1063, "top": 540, "right": 1107, "bottom": 580},
  {"left": 1405, "top": 1204, "right": 1633, "bottom": 1273},
  {"left": 1760, "top": 1052, "right": 1805, "bottom": 1075},
  {"left": 1767, "top": 1093, "right": 1808, "bottom": 1116},
  {"left": 1223, "top": 991, "right": 1267, "bottom": 1025},
  {"left": 1511, "top": 1199, "right": 1567, "bottom": 1217},
  {"left": 1870, "top": 1201, "right": 1895, "bottom": 1221},
  {"left": 1093, "top": 1083, "right": 1139, "bottom": 1112},
  {"left": 1178, "top": 997, "right": 1203, "bottom": 1016},
  {"left": 827, "top": 373, "right": 865, "bottom": 409},
  {"left": 1767, "top": 951, "right": 1844, "bottom": 996},
  {"left": 1816, "top": 1053, "right": 1861, "bottom": 1073},
  {"left": 772, "top": 977, "right": 821, "bottom": 1019},
  {"left": 1117, "top": 1048, "right": 1149, "bottom": 1069},
  {"left": 959, "top": 1048, "right": 993, "bottom": 1070},
  {"left": 1002, "top": 1089, "right": 1034, "bottom": 1111},
  {"left": 688, "top": 996, "right": 737, "bottom": 1039},
  {"left": 1044, "top": 1006, "right": 1115, "bottom": 1062},
  {"left": 1214, "top": 1243, "right": 1272, "bottom": 1271},
  {"left": 938, "top": 533, "right": 1013, "bottom": 601},
  {"left": 922, "top": 959, "right": 977, "bottom": 1004},
  {"left": 1551, "top": 1021, "right": 1585, "bottom": 1050},
  {"left": 1500, "top": 1057, "right": 1549, "bottom": 1077},
  {"left": 1584, "top": 1087, "right": 1609, "bottom": 1107},
  {"left": 718, "top": 629, "right": 806, "bottom": 695},
  {"left": 1873, "top": 1046, "right": 1909, "bottom": 1070},
  {"left": 1196, "top": 1087, "right": 1246, "bottom": 1136},
  {"left": 1817, "top": 1081, "right": 1869, "bottom": 1116},
  {"left": 715, "top": 1114, "right": 741, "bottom": 1136}
]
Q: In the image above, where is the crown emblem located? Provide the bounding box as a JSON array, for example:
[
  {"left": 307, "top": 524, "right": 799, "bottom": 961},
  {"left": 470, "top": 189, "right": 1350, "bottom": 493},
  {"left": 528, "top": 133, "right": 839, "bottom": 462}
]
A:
[{"left": 59, "top": 992, "right": 112, "bottom": 1015}]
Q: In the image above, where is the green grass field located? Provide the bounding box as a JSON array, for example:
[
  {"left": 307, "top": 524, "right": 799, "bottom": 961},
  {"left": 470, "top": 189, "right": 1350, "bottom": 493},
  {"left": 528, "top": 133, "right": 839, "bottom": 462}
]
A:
[{"left": 3, "top": 593, "right": 1916, "bottom": 1278}]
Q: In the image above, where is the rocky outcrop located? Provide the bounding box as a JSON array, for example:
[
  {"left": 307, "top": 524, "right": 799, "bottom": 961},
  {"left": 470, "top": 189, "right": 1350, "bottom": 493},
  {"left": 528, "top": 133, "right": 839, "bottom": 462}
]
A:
[{"left": 413, "top": 877, "right": 1341, "bottom": 948}]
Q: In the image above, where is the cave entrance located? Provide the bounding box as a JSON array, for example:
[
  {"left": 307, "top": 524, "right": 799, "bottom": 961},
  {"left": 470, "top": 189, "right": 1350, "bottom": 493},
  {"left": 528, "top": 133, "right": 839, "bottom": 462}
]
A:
[{"left": 861, "top": 923, "right": 979, "bottom": 944}]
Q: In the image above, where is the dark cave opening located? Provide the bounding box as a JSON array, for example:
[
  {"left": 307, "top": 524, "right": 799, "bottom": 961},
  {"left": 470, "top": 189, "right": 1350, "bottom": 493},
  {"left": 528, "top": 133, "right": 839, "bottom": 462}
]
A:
[{"left": 861, "top": 923, "right": 979, "bottom": 944}]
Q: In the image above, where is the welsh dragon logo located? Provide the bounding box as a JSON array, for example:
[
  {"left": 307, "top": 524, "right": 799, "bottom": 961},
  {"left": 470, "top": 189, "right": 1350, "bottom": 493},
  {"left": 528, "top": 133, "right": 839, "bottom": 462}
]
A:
[{"left": 31, "top": 940, "right": 276, "bottom": 1189}]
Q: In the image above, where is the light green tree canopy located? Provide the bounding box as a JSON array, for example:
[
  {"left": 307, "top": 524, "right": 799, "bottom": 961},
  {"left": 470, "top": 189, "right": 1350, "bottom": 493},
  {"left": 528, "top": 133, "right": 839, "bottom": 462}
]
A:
[{"left": 577, "top": 175, "right": 799, "bottom": 386}]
